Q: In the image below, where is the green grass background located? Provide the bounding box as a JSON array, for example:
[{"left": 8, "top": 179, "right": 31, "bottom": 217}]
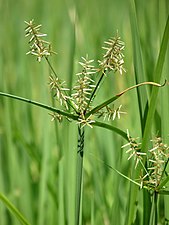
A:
[{"left": 0, "top": 0, "right": 169, "bottom": 224}]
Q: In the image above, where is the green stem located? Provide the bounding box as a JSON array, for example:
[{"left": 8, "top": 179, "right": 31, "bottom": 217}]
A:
[
  {"left": 87, "top": 71, "right": 105, "bottom": 109},
  {"left": 149, "top": 192, "right": 158, "bottom": 225},
  {"left": 0, "top": 193, "right": 30, "bottom": 225},
  {"left": 45, "top": 56, "right": 58, "bottom": 78},
  {"left": 75, "top": 125, "right": 85, "bottom": 225},
  {"left": 154, "top": 192, "right": 158, "bottom": 225}
]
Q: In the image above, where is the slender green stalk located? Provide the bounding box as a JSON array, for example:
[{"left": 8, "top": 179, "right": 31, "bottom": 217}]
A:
[
  {"left": 149, "top": 196, "right": 154, "bottom": 225},
  {"left": 149, "top": 192, "right": 158, "bottom": 225},
  {"left": 75, "top": 125, "right": 85, "bottom": 225},
  {"left": 0, "top": 193, "right": 30, "bottom": 225},
  {"left": 154, "top": 192, "right": 158, "bottom": 225},
  {"left": 85, "top": 71, "right": 105, "bottom": 112},
  {"left": 45, "top": 56, "right": 58, "bottom": 78}
]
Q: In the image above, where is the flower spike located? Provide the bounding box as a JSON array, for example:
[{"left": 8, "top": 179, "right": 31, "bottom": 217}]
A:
[
  {"left": 72, "top": 56, "right": 96, "bottom": 114},
  {"left": 25, "top": 19, "right": 56, "bottom": 62},
  {"left": 99, "top": 33, "right": 126, "bottom": 75}
]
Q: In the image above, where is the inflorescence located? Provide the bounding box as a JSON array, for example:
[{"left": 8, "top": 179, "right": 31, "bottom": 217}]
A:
[
  {"left": 25, "top": 20, "right": 56, "bottom": 62},
  {"left": 122, "top": 130, "right": 169, "bottom": 191},
  {"left": 25, "top": 20, "right": 126, "bottom": 127},
  {"left": 25, "top": 20, "right": 168, "bottom": 192},
  {"left": 99, "top": 34, "right": 126, "bottom": 75}
]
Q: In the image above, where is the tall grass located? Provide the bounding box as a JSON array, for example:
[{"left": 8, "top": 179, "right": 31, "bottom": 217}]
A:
[{"left": 0, "top": 0, "right": 169, "bottom": 225}]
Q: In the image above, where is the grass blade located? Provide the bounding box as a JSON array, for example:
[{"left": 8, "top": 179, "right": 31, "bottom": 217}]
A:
[
  {"left": 0, "top": 193, "right": 30, "bottom": 225},
  {"left": 141, "top": 15, "right": 169, "bottom": 153},
  {"left": 0, "top": 92, "right": 78, "bottom": 120}
]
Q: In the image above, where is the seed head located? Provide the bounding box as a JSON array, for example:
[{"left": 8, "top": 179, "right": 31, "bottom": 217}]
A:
[
  {"left": 72, "top": 57, "right": 96, "bottom": 114},
  {"left": 25, "top": 19, "right": 56, "bottom": 62},
  {"left": 99, "top": 33, "right": 126, "bottom": 75}
]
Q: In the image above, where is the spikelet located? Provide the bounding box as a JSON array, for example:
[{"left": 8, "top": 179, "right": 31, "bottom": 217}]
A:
[
  {"left": 99, "top": 33, "right": 126, "bottom": 75},
  {"left": 25, "top": 19, "right": 56, "bottom": 62},
  {"left": 72, "top": 56, "right": 96, "bottom": 114}
]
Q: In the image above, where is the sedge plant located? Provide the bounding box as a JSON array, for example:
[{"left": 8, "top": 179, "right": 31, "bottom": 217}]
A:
[
  {"left": 0, "top": 17, "right": 168, "bottom": 225},
  {"left": 122, "top": 131, "right": 169, "bottom": 225}
]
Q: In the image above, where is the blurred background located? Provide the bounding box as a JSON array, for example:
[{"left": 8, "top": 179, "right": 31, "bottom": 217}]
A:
[{"left": 0, "top": 0, "right": 169, "bottom": 224}]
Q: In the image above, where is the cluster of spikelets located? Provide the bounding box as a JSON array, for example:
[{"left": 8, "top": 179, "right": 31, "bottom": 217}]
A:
[
  {"left": 25, "top": 20, "right": 56, "bottom": 62},
  {"left": 122, "top": 130, "right": 169, "bottom": 191},
  {"left": 72, "top": 57, "right": 96, "bottom": 114},
  {"left": 25, "top": 19, "right": 126, "bottom": 127},
  {"left": 25, "top": 20, "right": 169, "bottom": 191},
  {"left": 99, "top": 36, "right": 126, "bottom": 75}
]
